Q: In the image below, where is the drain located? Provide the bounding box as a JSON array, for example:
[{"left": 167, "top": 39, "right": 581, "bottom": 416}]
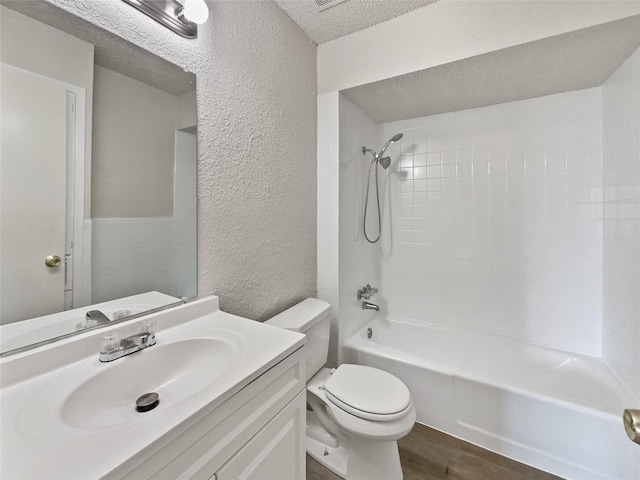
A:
[
  {"left": 367, "top": 327, "right": 373, "bottom": 339},
  {"left": 136, "top": 392, "right": 159, "bottom": 412}
]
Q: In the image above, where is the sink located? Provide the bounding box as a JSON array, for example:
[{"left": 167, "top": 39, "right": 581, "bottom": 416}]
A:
[
  {"left": 61, "top": 338, "right": 237, "bottom": 428},
  {"left": 1, "top": 296, "right": 305, "bottom": 479}
]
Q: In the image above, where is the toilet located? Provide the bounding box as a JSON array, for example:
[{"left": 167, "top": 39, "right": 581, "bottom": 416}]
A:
[{"left": 266, "top": 298, "right": 416, "bottom": 480}]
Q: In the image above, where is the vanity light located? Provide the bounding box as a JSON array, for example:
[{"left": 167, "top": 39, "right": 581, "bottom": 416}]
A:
[
  {"left": 122, "top": 0, "right": 210, "bottom": 39},
  {"left": 180, "top": 0, "right": 209, "bottom": 24}
]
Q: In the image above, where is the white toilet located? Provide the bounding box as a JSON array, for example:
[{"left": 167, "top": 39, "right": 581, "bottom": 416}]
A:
[{"left": 266, "top": 298, "right": 416, "bottom": 480}]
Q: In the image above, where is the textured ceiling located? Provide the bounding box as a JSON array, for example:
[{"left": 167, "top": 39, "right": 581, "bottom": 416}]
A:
[
  {"left": 343, "top": 15, "right": 640, "bottom": 123},
  {"left": 276, "top": 0, "right": 436, "bottom": 44},
  {"left": 1, "top": 0, "right": 195, "bottom": 96}
]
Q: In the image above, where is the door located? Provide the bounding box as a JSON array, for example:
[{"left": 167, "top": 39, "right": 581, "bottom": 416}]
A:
[{"left": 1, "top": 64, "right": 68, "bottom": 324}]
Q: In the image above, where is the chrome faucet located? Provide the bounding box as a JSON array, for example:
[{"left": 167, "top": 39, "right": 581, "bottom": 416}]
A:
[
  {"left": 99, "top": 325, "right": 156, "bottom": 362},
  {"left": 362, "top": 301, "right": 380, "bottom": 311},
  {"left": 86, "top": 310, "right": 111, "bottom": 326}
]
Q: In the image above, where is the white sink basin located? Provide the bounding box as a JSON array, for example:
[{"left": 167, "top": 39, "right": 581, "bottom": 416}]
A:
[{"left": 61, "top": 337, "right": 238, "bottom": 428}]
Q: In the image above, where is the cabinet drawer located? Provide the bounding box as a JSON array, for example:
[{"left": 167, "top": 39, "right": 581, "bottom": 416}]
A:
[{"left": 215, "top": 390, "right": 305, "bottom": 480}]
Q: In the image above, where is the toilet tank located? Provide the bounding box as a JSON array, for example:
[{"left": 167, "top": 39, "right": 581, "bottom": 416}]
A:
[{"left": 266, "top": 298, "right": 331, "bottom": 381}]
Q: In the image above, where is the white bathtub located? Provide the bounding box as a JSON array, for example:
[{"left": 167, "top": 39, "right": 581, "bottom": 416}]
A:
[{"left": 343, "top": 318, "right": 640, "bottom": 480}]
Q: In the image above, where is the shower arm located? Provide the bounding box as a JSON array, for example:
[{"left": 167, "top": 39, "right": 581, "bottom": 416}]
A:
[
  {"left": 362, "top": 137, "right": 396, "bottom": 163},
  {"left": 362, "top": 146, "right": 379, "bottom": 160}
]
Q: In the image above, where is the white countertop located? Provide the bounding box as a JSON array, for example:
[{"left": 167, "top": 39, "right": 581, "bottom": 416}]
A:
[{"left": 0, "top": 296, "right": 305, "bottom": 479}]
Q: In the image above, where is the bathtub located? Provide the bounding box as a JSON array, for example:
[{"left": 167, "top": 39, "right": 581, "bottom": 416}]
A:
[{"left": 343, "top": 318, "right": 640, "bottom": 480}]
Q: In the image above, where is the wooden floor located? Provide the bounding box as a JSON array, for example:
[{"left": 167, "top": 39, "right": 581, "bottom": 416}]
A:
[{"left": 306, "top": 423, "right": 563, "bottom": 480}]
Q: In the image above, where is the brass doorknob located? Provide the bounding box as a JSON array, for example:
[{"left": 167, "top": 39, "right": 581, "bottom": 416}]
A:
[
  {"left": 45, "top": 255, "right": 62, "bottom": 267},
  {"left": 624, "top": 409, "right": 640, "bottom": 445}
]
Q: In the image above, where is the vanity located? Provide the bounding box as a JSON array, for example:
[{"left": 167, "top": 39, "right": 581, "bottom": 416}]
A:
[{"left": 0, "top": 296, "right": 307, "bottom": 479}]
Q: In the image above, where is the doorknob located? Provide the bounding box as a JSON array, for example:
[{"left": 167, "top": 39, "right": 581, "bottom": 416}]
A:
[
  {"left": 624, "top": 409, "right": 640, "bottom": 445},
  {"left": 45, "top": 255, "right": 62, "bottom": 267}
]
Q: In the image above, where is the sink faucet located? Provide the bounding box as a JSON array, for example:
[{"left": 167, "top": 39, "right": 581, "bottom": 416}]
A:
[
  {"left": 99, "top": 324, "right": 156, "bottom": 362},
  {"left": 362, "top": 301, "right": 380, "bottom": 311},
  {"left": 86, "top": 310, "right": 111, "bottom": 326}
]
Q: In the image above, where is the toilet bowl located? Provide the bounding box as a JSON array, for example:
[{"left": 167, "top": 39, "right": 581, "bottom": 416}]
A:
[{"left": 266, "top": 299, "right": 415, "bottom": 480}]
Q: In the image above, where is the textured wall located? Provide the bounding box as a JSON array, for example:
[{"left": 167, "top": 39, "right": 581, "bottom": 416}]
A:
[
  {"left": 317, "top": 1, "right": 640, "bottom": 92},
  {"left": 45, "top": 0, "right": 317, "bottom": 320}
]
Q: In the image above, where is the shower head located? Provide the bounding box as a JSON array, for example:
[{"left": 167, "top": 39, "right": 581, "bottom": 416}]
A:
[
  {"left": 362, "top": 136, "right": 402, "bottom": 243},
  {"left": 378, "top": 133, "right": 404, "bottom": 158}
]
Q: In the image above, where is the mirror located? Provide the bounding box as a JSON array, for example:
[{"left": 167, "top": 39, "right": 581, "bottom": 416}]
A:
[{"left": 0, "top": 1, "right": 197, "bottom": 354}]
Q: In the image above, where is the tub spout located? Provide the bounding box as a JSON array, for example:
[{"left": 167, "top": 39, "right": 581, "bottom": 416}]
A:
[{"left": 362, "top": 301, "right": 380, "bottom": 311}]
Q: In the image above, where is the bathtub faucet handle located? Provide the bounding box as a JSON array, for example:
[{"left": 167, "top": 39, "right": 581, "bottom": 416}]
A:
[{"left": 357, "top": 284, "right": 378, "bottom": 301}]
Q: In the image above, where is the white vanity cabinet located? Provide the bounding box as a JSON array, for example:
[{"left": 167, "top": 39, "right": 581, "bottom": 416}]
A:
[
  {"left": 215, "top": 390, "right": 305, "bottom": 480},
  {"left": 109, "top": 347, "right": 307, "bottom": 480}
]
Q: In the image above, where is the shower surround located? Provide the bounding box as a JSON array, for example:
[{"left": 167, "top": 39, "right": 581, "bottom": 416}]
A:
[
  {"left": 377, "top": 86, "right": 603, "bottom": 355},
  {"left": 328, "top": 46, "right": 640, "bottom": 479}
]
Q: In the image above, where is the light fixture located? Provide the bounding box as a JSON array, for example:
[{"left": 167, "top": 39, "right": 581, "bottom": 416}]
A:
[
  {"left": 181, "top": 0, "right": 209, "bottom": 24},
  {"left": 122, "top": 0, "right": 209, "bottom": 39}
]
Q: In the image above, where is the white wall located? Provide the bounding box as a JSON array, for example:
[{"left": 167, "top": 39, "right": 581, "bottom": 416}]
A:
[
  {"left": 317, "top": 91, "right": 340, "bottom": 365},
  {"left": 91, "top": 130, "right": 198, "bottom": 304},
  {"left": 337, "top": 95, "right": 382, "bottom": 362},
  {"left": 318, "top": 1, "right": 640, "bottom": 92},
  {"left": 602, "top": 47, "right": 640, "bottom": 401},
  {"left": 1, "top": 5, "right": 94, "bottom": 215},
  {"left": 43, "top": 0, "right": 317, "bottom": 320},
  {"left": 92, "top": 65, "right": 176, "bottom": 218},
  {"left": 375, "top": 88, "right": 603, "bottom": 355},
  {"left": 176, "top": 90, "right": 197, "bottom": 131},
  {"left": 174, "top": 130, "right": 198, "bottom": 300}
]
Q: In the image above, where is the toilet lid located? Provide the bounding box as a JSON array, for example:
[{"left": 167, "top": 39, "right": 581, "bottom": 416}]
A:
[{"left": 324, "top": 364, "right": 411, "bottom": 420}]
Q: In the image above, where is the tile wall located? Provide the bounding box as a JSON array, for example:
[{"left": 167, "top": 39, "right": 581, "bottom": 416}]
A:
[
  {"left": 378, "top": 88, "right": 604, "bottom": 355},
  {"left": 91, "top": 218, "right": 179, "bottom": 303},
  {"left": 602, "top": 47, "right": 640, "bottom": 400}
]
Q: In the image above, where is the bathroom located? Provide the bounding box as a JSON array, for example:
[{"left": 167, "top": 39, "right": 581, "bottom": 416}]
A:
[{"left": 1, "top": 1, "right": 639, "bottom": 479}]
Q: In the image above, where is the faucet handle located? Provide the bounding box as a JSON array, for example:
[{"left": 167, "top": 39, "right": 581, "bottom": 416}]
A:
[
  {"left": 100, "top": 332, "right": 120, "bottom": 353},
  {"left": 138, "top": 320, "right": 156, "bottom": 336},
  {"left": 357, "top": 284, "right": 378, "bottom": 300}
]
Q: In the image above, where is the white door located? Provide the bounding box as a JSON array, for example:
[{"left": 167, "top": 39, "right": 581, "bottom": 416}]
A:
[{"left": 1, "top": 64, "right": 68, "bottom": 324}]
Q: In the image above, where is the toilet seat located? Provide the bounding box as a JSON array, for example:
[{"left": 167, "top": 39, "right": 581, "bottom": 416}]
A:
[
  {"left": 307, "top": 367, "right": 416, "bottom": 441},
  {"left": 324, "top": 394, "right": 416, "bottom": 441},
  {"left": 324, "top": 364, "right": 412, "bottom": 421}
]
